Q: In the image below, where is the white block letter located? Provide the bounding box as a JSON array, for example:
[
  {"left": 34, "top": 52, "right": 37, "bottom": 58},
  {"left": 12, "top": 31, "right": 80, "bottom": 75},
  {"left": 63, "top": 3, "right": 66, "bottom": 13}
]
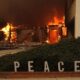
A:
[
  {"left": 14, "top": 61, "right": 20, "bottom": 72},
  {"left": 44, "top": 61, "right": 50, "bottom": 72},
  {"left": 58, "top": 61, "right": 64, "bottom": 72},
  {"left": 74, "top": 61, "right": 80, "bottom": 72},
  {"left": 28, "top": 61, "right": 34, "bottom": 72}
]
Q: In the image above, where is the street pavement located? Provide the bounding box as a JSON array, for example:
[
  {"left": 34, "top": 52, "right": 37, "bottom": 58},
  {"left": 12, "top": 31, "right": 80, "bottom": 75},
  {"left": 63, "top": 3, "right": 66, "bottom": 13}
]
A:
[{"left": 0, "top": 47, "right": 33, "bottom": 57}]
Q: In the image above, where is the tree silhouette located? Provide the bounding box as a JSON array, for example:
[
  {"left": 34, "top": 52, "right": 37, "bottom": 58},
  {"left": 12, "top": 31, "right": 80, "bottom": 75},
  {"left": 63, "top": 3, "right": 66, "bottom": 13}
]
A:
[{"left": 0, "top": 31, "right": 6, "bottom": 41}]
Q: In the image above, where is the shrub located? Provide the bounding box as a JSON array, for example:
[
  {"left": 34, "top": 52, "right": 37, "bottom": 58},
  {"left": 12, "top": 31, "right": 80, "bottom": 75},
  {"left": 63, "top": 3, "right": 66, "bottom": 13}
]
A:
[{"left": 0, "top": 38, "right": 80, "bottom": 71}]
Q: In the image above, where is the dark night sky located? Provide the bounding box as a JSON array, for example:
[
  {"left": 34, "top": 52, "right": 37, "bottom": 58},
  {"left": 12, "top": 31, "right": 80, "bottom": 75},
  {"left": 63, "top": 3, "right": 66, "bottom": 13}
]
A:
[{"left": 0, "top": 0, "right": 66, "bottom": 26}]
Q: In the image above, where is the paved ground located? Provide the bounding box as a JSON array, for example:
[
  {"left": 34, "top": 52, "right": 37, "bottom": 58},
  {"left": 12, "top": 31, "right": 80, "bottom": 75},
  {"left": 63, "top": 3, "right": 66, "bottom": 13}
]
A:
[{"left": 0, "top": 47, "right": 33, "bottom": 57}]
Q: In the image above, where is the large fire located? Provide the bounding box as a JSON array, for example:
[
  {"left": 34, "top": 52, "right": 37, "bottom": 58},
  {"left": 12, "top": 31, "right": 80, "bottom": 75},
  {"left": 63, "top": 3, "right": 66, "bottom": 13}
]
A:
[
  {"left": 1, "top": 23, "right": 17, "bottom": 43},
  {"left": 46, "top": 16, "right": 67, "bottom": 44},
  {"left": 48, "top": 16, "right": 65, "bottom": 25}
]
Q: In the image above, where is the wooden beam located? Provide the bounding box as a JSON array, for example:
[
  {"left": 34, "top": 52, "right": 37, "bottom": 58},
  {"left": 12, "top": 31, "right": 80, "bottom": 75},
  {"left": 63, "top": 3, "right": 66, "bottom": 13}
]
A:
[{"left": 0, "top": 72, "right": 80, "bottom": 78}]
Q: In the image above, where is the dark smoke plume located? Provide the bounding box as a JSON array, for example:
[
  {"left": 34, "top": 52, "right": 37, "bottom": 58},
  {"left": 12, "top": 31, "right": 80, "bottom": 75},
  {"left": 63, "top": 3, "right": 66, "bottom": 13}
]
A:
[{"left": 0, "top": 0, "right": 66, "bottom": 26}]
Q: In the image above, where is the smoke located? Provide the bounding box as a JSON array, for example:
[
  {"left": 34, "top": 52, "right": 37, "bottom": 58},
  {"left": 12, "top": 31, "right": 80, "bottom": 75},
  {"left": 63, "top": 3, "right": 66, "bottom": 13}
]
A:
[{"left": 0, "top": 0, "right": 66, "bottom": 26}]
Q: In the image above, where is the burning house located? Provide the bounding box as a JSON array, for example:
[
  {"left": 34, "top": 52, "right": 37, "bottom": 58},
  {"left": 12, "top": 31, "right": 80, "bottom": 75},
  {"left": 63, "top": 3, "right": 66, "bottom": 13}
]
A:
[
  {"left": 0, "top": 0, "right": 76, "bottom": 47},
  {"left": 0, "top": 23, "right": 17, "bottom": 43},
  {"left": 46, "top": 16, "right": 67, "bottom": 44},
  {"left": 0, "top": 23, "right": 17, "bottom": 48}
]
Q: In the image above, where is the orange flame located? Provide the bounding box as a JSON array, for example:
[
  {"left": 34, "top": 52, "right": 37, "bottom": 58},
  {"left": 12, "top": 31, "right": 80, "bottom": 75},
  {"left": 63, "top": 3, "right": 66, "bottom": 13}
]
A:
[
  {"left": 48, "top": 16, "right": 65, "bottom": 25},
  {"left": 1, "top": 23, "right": 10, "bottom": 40},
  {"left": 46, "top": 16, "right": 66, "bottom": 44},
  {"left": 1, "top": 23, "right": 17, "bottom": 43}
]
